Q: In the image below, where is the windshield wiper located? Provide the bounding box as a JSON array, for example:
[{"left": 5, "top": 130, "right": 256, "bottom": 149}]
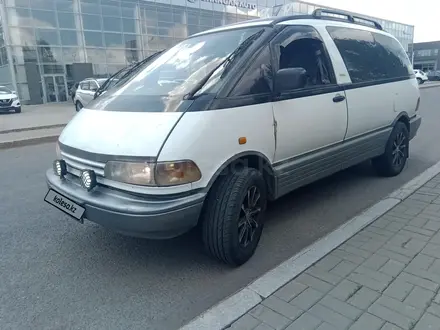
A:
[
  {"left": 117, "top": 50, "right": 164, "bottom": 83},
  {"left": 183, "top": 29, "right": 265, "bottom": 100},
  {"left": 95, "top": 50, "right": 165, "bottom": 98}
]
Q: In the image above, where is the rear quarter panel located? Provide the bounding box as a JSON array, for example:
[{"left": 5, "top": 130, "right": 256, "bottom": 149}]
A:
[
  {"left": 158, "top": 104, "right": 276, "bottom": 190},
  {"left": 394, "top": 78, "right": 420, "bottom": 118}
]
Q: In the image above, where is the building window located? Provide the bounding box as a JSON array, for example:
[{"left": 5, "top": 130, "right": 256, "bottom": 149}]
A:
[
  {"left": 417, "top": 49, "right": 432, "bottom": 57},
  {"left": 57, "top": 12, "right": 76, "bottom": 29},
  {"left": 82, "top": 14, "right": 102, "bottom": 31},
  {"left": 84, "top": 32, "right": 103, "bottom": 47},
  {"left": 60, "top": 30, "right": 78, "bottom": 46},
  {"left": 32, "top": 9, "right": 57, "bottom": 28}
]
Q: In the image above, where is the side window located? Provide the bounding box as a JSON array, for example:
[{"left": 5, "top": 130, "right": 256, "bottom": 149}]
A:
[
  {"left": 80, "top": 82, "right": 89, "bottom": 90},
  {"left": 326, "top": 27, "right": 380, "bottom": 83},
  {"left": 373, "top": 33, "right": 412, "bottom": 78},
  {"left": 272, "top": 25, "right": 336, "bottom": 90},
  {"left": 327, "top": 27, "right": 412, "bottom": 83},
  {"left": 230, "top": 46, "right": 273, "bottom": 97},
  {"left": 89, "top": 81, "right": 99, "bottom": 91}
]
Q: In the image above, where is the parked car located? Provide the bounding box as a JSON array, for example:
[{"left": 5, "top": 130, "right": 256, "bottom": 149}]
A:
[
  {"left": 93, "top": 51, "right": 164, "bottom": 100},
  {"left": 46, "top": 9, "right": 422, "bottom": 266},
  {"left": 427, "top": 70, "right": 440, "bottom": 81},
  {"left": 414, "top": 69, "right": 428, "bottom": 84},
  {"left": 0, "top": 86, "right": 21, "bottom": 113},
  {"left": 73, "top": 78, "right": 108, "bottom": 111}
]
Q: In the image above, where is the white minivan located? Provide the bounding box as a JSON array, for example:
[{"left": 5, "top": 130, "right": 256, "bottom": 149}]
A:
[{"left": 45, "top": 9, "right": 422, "bottom": 266}]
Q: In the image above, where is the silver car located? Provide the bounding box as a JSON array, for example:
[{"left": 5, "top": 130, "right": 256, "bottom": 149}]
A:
[{"left": 73, "top": 78, "right": 107, "bottom": 112}]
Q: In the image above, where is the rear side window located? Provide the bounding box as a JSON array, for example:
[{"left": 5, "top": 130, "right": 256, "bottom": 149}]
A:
[
  {"left": 373, "top": 32, "right": 412, "bottom": 78},
  {"left": 327, "top": 26, "right": 412, "bottom": 83}
]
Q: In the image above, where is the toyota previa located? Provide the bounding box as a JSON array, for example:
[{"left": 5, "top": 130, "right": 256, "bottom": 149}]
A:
[{"left": 45, "top": 9, "right": 422, "bottom": 266}]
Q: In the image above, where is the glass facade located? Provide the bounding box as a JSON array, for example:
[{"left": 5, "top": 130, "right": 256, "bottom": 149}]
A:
[
  {"left": 263, "top": 0, "right": 414, "bottom": 57},
  {"left": 0, "top": 0, "right": 414, "bottom": 104}
]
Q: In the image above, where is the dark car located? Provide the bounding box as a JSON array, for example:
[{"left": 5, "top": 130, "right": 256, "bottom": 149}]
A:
[{"left": 427, "top": 70, "right": 440, "bottom": 81}]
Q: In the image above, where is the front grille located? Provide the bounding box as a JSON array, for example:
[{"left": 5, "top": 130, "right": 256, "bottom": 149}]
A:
[
  {"left": 61, "top": 151, "right": 105, "bottom": 177},
  {"left": 0, "top": 99, "right": 12, "bottom": 107}
]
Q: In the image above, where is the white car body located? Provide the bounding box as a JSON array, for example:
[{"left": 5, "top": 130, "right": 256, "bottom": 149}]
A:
[
  {"left": 46, "top": 10, "right": 422, "bottom": 266},
  {"left": 73, "top": 78, "right": 107, "bottom": 111},
  {"left": 0, "top": 86, "right": 21, "bottom": 113},
  {"left": 414, "top": 69, "right": 428, "bottom": 84}
]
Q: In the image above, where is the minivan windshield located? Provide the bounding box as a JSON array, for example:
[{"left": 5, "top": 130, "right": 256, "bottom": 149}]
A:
[{"left": 88, "top": 26, "right": 265, "bottom": 112}]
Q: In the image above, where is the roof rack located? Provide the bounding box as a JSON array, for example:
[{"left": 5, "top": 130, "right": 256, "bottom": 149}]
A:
[{"left": 312, "top": 8, "right": 383, "bottom": 30}]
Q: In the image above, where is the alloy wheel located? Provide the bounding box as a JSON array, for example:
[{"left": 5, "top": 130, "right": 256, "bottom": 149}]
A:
[
  {"left": 238, "top": 186, "right": 262, "bottom": 248},
  {"left": 392, "top": 132, "right": 406, "bottom": 167}
]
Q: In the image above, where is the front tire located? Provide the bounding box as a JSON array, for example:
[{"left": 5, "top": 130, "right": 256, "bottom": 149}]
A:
[
  {"left": 202, "top": 167, "right": 267, "bottom": 267},
  {"left": 417, "top": 78, "right": 423, "bottom": 85},
  {"left": 372, "top": 121, "right": 409, "bottom": 177},
  {"left": 14, "top": 106, "right": 21, "bottom": 113}
]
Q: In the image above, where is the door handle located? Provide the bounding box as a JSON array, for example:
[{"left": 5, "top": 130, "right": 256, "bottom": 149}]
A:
[{"left": 333, "top": 94, "right": 346, "bottom": 103}]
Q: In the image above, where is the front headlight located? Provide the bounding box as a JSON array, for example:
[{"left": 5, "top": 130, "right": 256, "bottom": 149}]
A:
[
  {"left": 105, "top": 161, "right": 155, "bottom": 186},
  {"left": 104, "top": 160, "right": 201, "bottom": 187},
  {"left": 12, "top": 96, "right": 18, "bottom": 101}
]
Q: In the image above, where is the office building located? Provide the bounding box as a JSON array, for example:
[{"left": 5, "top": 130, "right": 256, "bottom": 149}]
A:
[
  {"left": 412, "top": 41, "right": 440, "bottom": 72},
  {"left": 0, "top": 0, "right": 414, "bottom": 104}
]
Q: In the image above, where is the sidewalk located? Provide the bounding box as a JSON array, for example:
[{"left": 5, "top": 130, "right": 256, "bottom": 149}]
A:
[
  {"left": 226, "top": 173, "right": 440, "bottom": 330},
  {"left": 0, "top": 103, "right": 74, "bottom": 149},
  {"left": 0, "top": 102, "right": 74, "bottom": 134},
  {"left": 180, "top": 162, "right": 440, "bottom": 330}
]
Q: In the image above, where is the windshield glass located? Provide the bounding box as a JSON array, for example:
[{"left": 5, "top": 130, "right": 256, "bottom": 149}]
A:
[
  {"left": 0, "top": 87, "right": 12, "bottom": 94},
  {"left": 88, "top": 26, "right": 265, "bottom": 112},
  {"left": 97, "top": 79, "right": 108, "bottom": 86}
]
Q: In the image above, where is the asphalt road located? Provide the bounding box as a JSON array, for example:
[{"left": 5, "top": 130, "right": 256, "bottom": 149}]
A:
[{"left": 1, "top": 87, "right": 439, "bottom": 330}]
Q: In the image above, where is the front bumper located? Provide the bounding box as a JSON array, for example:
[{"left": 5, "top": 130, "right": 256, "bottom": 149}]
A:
[
  {"left": 409, "top": 115, "right": 422, "bottom": 141},
  {"left": 46, "top": 169, "right": 206, "bottom": 239},
  {"left": 0, "top": 105, "right": 20, "bottom": 112}
]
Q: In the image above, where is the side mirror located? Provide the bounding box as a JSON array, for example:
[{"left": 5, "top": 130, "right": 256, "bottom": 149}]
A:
[
  {"left": 274, "top": 67, "right": 307, "bottom": 94},
  {"left": 11, "top": 90, "right": 16, "bottom": 94}
]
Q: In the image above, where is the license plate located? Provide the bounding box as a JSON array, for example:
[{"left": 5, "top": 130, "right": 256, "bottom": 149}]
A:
[{"left": 44, "top": 189, "right": 85, "bottom": 223}]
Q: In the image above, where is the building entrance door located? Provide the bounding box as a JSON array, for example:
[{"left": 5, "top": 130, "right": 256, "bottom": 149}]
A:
[{"left": 43, "top": 75, "right": 68, "bottom": 103}]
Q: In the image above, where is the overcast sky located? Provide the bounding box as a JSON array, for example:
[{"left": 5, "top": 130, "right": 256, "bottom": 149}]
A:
[{"left": 310, "top": 0, "right": 438, "bottom": 43}]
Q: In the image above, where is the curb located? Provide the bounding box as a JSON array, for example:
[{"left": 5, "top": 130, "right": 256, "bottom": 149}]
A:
[
  {"left": 179, "top": 160, "right": 440, "bottom": 330},
  {"left": 0, "top": 123, "right": 66, "bottom": 135},
  {"left": 0, "top": 135, "right": 59, "bottom": 150},
  {"left": 419, "top": 83, "right": 440, "bottom": 89}
]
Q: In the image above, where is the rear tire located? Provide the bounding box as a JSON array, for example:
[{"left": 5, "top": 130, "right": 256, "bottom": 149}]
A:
[
  {"left": 75, "top": 101, "right": 83, "bottom": 112},
  {"left": 372, "top": 121, "right": 409, "bottom": 177},
  {"left": 201, "top": 167, "right": 267, "bottom": 267}
]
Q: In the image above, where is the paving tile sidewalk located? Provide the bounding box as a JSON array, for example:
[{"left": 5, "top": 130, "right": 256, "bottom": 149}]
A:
[{"left": 229, "top": 174, "right": 440, "bottom": 330}]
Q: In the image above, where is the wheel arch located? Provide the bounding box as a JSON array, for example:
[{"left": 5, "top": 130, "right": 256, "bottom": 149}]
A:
[
  {"left": 203, "top": 151, "right": 276, "bottom": 200},
  {"left": 392, "top": 112, "right": 410, "bottom": 133}
]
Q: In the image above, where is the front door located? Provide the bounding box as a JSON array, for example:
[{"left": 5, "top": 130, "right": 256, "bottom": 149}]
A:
[
  {"left": 271, "top": 25, "right": 348, "bottom": 163},
  {"left": 43, "top": 75, "right": 68, "bottom": 103},
  {"left": 270, "top": 25, "right": 348, "bottom": 197}
]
